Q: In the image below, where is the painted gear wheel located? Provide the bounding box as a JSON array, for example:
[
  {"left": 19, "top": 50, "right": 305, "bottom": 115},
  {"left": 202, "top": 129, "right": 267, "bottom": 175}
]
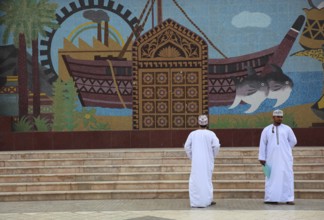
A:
[{"left": 40, "top": 0, "right": 139, "bottom": 83}]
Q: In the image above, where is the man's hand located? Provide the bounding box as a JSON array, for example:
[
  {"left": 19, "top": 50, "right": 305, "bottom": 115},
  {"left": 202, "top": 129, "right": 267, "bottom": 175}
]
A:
[{"left": 259, "top": 160, "right": 266, "bottom": 166}]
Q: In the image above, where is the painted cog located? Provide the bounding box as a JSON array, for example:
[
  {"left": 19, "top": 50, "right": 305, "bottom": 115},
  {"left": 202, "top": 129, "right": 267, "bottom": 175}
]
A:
[{"left": 40, "top": 0, "right": 140, "bottom": 83}]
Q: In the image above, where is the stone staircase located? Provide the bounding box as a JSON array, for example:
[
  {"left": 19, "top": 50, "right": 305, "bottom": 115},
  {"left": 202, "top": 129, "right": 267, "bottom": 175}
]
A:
[{"left": 0, "top": 147, "right": 323, "bottom": 201}]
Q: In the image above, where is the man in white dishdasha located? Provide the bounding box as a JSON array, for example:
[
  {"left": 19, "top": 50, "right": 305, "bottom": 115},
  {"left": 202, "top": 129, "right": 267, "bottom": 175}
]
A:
[
  {"left": 184, "top": 114, "right": 221, "bottom": 208},
  {"left": 258, "top": 109, "right": 297, "bottom": 205}
]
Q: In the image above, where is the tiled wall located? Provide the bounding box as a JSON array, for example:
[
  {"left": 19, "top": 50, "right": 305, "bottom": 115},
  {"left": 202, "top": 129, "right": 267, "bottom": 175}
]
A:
[{"left": 1, "top": 122, "right": 323, "bottom": 151}]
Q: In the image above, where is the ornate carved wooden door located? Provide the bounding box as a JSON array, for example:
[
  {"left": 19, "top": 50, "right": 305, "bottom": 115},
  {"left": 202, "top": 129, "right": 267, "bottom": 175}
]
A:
[
  {"left": 133, "top": 19, "right": 208, "bottom": 130},
  {"left": 139, "top": 68, "right": 202, "bottom": 129}
]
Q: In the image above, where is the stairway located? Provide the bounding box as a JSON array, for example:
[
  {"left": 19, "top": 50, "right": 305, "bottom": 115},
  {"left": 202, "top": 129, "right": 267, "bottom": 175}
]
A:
[{"left": 0, "top": 147, "right": 323, "bottom": 201}]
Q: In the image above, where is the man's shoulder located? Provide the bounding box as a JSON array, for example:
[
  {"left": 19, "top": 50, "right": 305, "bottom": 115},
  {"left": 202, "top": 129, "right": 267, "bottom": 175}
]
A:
[
  {"left": 189, "top": 129, "right": 200, "bottom": 135},
  {"left": 191, "top": 129, "right": 214, "bottom": 134},
  {"left": 205, "top": 129, "right": 217, "bottom": 136},
  {"left": 263, "top": 124, "right": 272, "bottom": 130},
  {"left": 280, "top": 123, "right": 293, "bottom": 130}
]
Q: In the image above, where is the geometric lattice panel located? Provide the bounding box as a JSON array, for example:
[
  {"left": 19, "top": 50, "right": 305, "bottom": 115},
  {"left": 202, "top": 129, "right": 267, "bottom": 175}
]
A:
[
  {"left": 139, "top": 69, "right": 202, "bottom": 129},
  {"left": 133, "top": 19, "right": 209, "bottom": 130}
]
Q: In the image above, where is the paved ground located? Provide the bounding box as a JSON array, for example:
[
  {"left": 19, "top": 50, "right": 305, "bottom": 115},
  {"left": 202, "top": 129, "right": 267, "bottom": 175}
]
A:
[{"left": 0, "top": 199, "right": 323, "bottom": 220}]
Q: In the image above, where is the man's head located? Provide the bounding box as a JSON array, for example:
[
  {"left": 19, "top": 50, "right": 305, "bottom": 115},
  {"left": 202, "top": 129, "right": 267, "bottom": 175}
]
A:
[
  {"left": 198, "top": 114, "right": 208, "bottom": 127},
  {"left": 272, "top": 109, "right": 283, "bottom": 125}
]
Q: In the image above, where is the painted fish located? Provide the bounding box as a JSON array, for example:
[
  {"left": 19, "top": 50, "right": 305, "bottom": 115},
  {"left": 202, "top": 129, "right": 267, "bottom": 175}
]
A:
[
  {"left": 229, "top": 66, "right": 269, "bottom": 113},
  {"left": 265, "top": 64, "right": 293, "bottom": 108}
]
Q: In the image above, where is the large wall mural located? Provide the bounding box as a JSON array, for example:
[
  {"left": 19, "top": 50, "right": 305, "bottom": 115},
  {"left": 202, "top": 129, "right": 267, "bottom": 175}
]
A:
[{"left": 0, "top": 0, "right": 323, "bottom": 131}]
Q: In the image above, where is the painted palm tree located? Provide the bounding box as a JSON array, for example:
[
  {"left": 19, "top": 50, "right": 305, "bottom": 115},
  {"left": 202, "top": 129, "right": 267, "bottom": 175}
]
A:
[{"left": 0, "top": 0, "right": 59, "bottom": 118}]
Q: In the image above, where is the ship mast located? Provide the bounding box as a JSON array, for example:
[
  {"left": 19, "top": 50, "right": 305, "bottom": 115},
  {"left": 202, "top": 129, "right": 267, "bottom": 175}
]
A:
[
  {"left": 151, "top": 0, "right": 163, "bottom": 29},
  {"left": 119, "top": 0, "right": 226, "bottom": 59},
  {"left": 152, "top": 0, "right": 162, "bottom": 28},
  {"left": 118, "top": 0, "right": 155, "bottom": 59},
  {"left": 157, "top": 0, "right": 163, "bottom": 25},
  {"left": 172, "top": 0, "right": 227, "bottom": 58}
]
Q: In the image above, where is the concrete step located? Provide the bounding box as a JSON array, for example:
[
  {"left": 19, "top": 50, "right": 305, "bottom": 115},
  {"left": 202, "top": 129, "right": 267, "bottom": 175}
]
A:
[
  {"left": 1, "top": 188, "right": 324, "bottom": 202},
  {"left": 1, "top": 180, "right": 323, "bottom": 193},
  {"left": 1, "top": 156, "right": 324, "bottom": 167},
  {"left": 0, "top": 171, "right": 323, "bottom": 183},
  {"left": 0, "top": 147, "right": 322, "bottom": 160},
  {"left": 1, "top": 163, "right": 323, "bottom": 175},
  {"left": 0, "top": 189, "right": 258, "bottom": 202},
  {"left": 0, "top": 147, "right": 323, "bottom": 201}
]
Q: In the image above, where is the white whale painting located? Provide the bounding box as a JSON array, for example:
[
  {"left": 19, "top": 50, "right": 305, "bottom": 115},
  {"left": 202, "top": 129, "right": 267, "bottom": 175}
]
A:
[{"left": 229, "top": 64, "right": 293, "bottom": 113}]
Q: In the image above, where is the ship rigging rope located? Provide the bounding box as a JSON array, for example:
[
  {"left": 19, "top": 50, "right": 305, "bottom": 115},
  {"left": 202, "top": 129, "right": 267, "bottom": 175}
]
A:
[
  {"left": 172, "top": 0, "right": 228, "bottom": 58},
  {"left": 141, "top": 0, "right": 156, "bottom": 32},
  {"left": 137, "top": 0, "right": 152, "bottom": 27},
  {"left": 118, "top": 0, "right": 155, "bottom": 58},
  {"left": 106, "top": 59, "right": 127, "bottom": 108}
]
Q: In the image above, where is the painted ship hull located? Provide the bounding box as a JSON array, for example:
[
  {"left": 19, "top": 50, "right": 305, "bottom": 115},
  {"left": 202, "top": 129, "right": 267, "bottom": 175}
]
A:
[
  {"left": 62, "top": 56, "right": 133, "bottom": 108},
  {"left": 63, "top": 16, "right": 305, "bottom": 109},
  {"left": 63, "top": 45, "right": 277, "bottom": 109},
  {"left": 208, "top": 15, "right": 305, "bottom": 106},
  {"left": 208, "top": 46, "right": 278, "bottom": 106}
]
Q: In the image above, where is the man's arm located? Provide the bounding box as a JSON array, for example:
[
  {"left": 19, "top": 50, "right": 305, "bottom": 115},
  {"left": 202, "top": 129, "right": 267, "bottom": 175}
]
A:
[
  {"left": 258, "top": 128, "right": 268, "bottom": 166},
  {"left": 259, "top": 160, "right": 266, "bottom": 166},
  {"left": 184, "top": 133, "right": 192, "bottom": 159},
  {"left": 288, "top": 127, "right": 297, "bottom": 148},
  {"left": 211, "top": 133, "right": 220, "bottom": 157}
]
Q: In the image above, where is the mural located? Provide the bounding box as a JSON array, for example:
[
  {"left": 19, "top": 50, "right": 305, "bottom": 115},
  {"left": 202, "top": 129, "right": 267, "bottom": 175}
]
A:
[
  {"left": 229, "top": 64, "right": 294, "bottom": 114},
  {"left": 0, "top": 0, "right": 323, "bottom": 131}
]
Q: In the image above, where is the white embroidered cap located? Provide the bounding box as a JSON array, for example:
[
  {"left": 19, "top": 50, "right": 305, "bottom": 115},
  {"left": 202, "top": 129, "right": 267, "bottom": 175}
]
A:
[
  {"left": 198, "top": 115, "right": 208, "bottom": 126},
  {"left": 273, "top": 109, "right": 284, "bottom": 116}
]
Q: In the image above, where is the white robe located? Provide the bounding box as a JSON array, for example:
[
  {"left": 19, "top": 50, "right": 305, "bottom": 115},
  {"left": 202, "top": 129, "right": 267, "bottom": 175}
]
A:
[
  {"left": 258, "top": 123, "right": 297, "bottom": 202},
  {"left": 184, "top": 129, "right": 220, "bottom": 207}
]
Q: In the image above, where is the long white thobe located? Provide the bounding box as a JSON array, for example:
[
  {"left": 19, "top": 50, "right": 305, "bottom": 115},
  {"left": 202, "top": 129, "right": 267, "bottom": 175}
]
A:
[
  {"left": 258, "top": 123, "right": 297, "bottom": 202},
  {"left": 184, "top": 129, "right": 220, "bottom": 207}
]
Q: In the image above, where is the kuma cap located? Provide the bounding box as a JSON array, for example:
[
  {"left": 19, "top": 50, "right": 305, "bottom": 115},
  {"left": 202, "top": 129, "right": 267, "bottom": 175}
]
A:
[
  {"left": 273, "top": 109, "right": 284, "bottom": 116},
  {"left": 198, "top": 115, "right": 208, "bottom": 126}
]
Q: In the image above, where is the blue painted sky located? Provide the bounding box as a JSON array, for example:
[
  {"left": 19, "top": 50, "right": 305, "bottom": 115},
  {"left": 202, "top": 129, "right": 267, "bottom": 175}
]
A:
[
  {"left": 42, "top": 0, "right": 323, "bottom": 73},
  {"left": 1, "top": 0, "right": 323, "bottom": 116},
  {"left": 1, "top": 0, "right": 323, "bottom": 73}
]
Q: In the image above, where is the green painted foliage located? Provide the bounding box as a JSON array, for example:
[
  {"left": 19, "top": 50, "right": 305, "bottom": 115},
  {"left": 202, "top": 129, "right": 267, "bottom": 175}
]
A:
[
  {"left": 210, "top": 113, "right": 297, "bottom": 129},
  {"left": 233, "top": 118, "right": 250, "bottom": 128},
  {"left": 13, "top": 116, "right": 51, "bottom": 132},
  {"left": 0, "top": 0, "right": 59, "bottom": 46},
  {"left": 51, "top": 78, "right": 110, "bottom": 131},
  {"left": 254, "top": 116, "right": 272, "bottom": 128},
  {"left": 13, "top": 116, "right": 33, "bottom": 132},
  {"left": 64, "top": 79, "right": 78, "bottom": 131},
  {"left": 34, "top": 116, "right": 51, "bottom": 131},
  {"left": 90, "top": 122, "right": 110, "bottom": 131},
  {"left": 52, "top": 79, "right": 66, "bottom": 131},
  {"left": 210, "top": 117, "right": 232, "bottom": 129},
  {"left": 211, "top": 117, "right": 251, "bottom": 129},
  {"left": 52, "top": 79, "right": 78, "bottom": 131},
  {"left": 78, "top": 108, "right": 110, "bottom": 131},
  {"left": 282, "top": 113, "right": 298, "bottom": 128}
]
